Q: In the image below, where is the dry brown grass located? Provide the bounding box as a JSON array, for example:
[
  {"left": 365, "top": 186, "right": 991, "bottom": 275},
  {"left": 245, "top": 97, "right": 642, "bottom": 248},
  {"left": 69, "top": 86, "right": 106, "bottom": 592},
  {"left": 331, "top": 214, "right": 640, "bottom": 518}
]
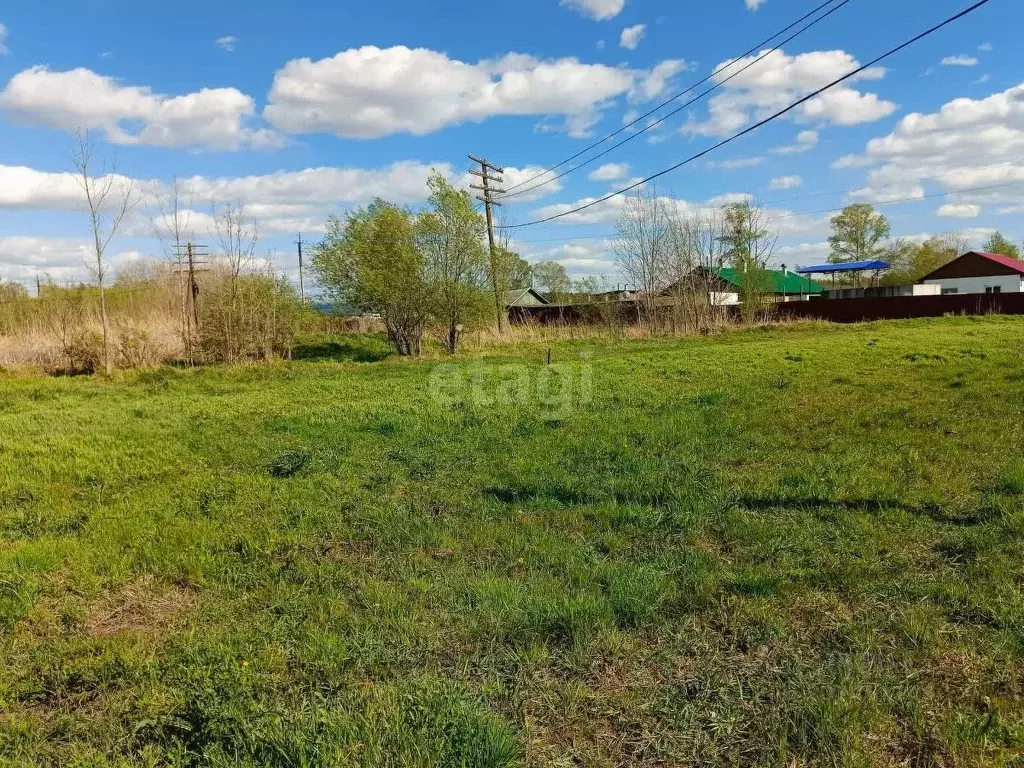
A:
[
  {"left": 457, "top": 313, "right": 833, "bottom": 352},
  {"left": 83, "top": 575, "right": 197, "bottom": 639},
  {"left": 0, "top": 318, "right": 184, "bottom": 373},
  {"left": 1, "top": 262, "right": 304, "bottom": 372}
]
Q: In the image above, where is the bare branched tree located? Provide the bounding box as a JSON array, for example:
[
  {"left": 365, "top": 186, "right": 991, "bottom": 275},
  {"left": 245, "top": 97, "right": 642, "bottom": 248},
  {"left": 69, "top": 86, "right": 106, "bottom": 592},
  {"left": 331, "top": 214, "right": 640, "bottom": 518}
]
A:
[
  {"left": 665, "top": 208, "right": 731, "bottom": 333},
  {"left": 70, "top": 129, "right": 140, "bottom": 375},
  {"left": 939, "top": 230, "right": 970, "bottom": 258},
  {"left": 212, "top": 202, "right": 259, "bottom": 360},
  {"left": 613, "top": 186, "right": 672, "bottom": 325},
  {"left": 214, "top": 202, "right": 258, "bottom": 286}
]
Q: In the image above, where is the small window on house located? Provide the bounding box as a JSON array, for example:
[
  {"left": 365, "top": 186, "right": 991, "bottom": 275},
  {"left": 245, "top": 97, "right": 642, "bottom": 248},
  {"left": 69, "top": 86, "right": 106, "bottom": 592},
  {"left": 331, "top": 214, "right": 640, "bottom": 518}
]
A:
[{"left": 941, "top": 288, "right": 958, "bottom": 295}]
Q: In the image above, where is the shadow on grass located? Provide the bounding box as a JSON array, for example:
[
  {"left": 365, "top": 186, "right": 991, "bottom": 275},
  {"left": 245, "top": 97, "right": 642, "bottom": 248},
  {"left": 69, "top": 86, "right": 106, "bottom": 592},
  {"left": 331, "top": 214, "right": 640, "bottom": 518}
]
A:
[
  {"left": 484, "top": 482, "right": 678, "bottom": 510},
  {"left": 735, "top": 493, "right": 1000, "bottom": 526},
  {"left": 293, "top": 337, "right": 392, "bottom": 363}
]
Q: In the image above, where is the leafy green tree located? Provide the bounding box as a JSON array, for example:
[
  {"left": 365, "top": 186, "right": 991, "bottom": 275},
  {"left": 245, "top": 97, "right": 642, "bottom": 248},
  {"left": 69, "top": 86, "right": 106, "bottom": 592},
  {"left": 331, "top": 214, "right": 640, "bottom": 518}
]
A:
[
  {"left": 882, "top": 236, "right": 960, "bottom": 285},
  {"left": 720, "top": 201, "right": 776, "bottom": 269},
  {"left": 417, "top": 173, "right": 491, "bottom": 354},
  {"left": 717, "top": 201, "right": 778, "bottom": 320},
  {"left": 572, "top": 275, "right": 607, "bottom": 298},
  {"left": 495, "top": 248, "right": 533, "bottom": 291},
  {"left": 312, "top": 201, "right": 429, "bottom": 356},
  {"left": 983, "top": 231, "right": 1020, "bottom": 260},
  {"left": 828, "top": 204, "right": 891, "bottom": 264},
  {"left": 532, "top": 261, "right": 572, "bottom": 302}
]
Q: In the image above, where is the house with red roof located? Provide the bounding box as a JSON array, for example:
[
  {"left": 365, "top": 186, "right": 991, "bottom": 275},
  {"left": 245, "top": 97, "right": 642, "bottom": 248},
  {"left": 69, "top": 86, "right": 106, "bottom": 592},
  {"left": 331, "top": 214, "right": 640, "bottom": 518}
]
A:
[{"left": 919, "top": 251, "right": 1024, "bottom": 296}]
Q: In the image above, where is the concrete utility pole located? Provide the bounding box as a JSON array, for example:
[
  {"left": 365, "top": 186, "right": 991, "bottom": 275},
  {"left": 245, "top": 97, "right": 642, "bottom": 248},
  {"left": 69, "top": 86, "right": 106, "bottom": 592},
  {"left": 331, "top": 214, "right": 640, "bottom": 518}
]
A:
[
  {"left": 295, "top": 233, "right": 306, "bottom": 302},
  {"left": 469, "top": 154, "right": 508, "bottom": 334}
]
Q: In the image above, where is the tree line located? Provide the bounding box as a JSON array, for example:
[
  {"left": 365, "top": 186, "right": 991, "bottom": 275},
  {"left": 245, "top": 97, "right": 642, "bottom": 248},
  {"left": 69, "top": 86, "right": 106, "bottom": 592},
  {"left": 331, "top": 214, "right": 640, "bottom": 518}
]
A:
[
  {"left": 311, "top": 182, "right": 796, "bottom": 354},
  {"left": 826, "top": 202, "right": 1021, "bottom": 284},
  {"left": 0, "top": 132, "right": 307, "bottom": 374},
  {"left": 7, "top": 130, "right": 1018, "bottom": 367}
]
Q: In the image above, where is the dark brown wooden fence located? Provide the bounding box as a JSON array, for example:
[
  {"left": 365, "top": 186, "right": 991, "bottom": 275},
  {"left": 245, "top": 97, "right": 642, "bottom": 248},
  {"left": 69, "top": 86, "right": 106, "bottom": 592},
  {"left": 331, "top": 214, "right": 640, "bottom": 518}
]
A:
[
  {"left": 770, "top": 293, "right": 1024, "bottom": 323},
  {"left": 511, "top": 293, "right": 1024, "bottom": 326}
]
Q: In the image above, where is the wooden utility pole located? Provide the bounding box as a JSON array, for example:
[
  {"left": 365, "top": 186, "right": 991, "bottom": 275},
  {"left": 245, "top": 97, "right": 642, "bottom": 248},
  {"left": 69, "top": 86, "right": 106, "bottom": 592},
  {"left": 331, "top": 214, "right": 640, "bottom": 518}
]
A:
[
  {"left": 469, "top": 154, "right": 507, "bottom": 334},
  {"left": 295, "top": 233, "right": 306, "bottom": 302},
  {"left": 186, "top": 243, "right": 201, "bottom": 331},
  {"left": 173, "top": 242, "right": 207, "bottom": 365}
]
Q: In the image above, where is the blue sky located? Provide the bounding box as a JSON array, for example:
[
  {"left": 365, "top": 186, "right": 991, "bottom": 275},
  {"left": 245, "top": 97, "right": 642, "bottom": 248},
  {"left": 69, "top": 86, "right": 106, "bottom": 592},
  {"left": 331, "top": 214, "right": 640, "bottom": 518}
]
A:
[{"left": 0, "top": 0, "right": 1020, "bottom": 290}]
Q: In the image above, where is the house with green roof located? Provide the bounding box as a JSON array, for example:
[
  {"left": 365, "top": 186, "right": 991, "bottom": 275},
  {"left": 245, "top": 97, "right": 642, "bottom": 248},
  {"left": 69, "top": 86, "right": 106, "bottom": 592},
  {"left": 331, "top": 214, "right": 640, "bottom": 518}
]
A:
[{"left": 664, "top": 266, "right": 824, "bottom": 306}]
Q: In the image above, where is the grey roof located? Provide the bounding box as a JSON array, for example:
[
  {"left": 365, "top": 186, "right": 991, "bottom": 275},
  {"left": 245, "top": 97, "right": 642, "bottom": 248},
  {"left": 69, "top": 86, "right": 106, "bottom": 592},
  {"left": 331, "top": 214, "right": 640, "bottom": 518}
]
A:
[{"left": 503, "top": 287, "right": 550, "bottom": 307}]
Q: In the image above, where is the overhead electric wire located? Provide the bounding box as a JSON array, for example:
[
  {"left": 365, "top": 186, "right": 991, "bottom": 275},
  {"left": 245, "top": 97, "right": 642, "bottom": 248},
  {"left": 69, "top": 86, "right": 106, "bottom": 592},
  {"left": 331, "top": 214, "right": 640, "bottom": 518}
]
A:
[
  {"left": 501, "top": 157, "right": 1024, "bottom": 239},
  {"left": 500, "top": 0, "right": 851, "bottom": 196},
  {"left": 501, "top": 0, "right": 854, "bottom": 201},
  {"left": 498, "top": 0, "right": 994, "bottom": 230},
  {"left": 772, "top": 179, "right": 1024, "bottom": 220},
  {"left": 501, "top": 178, "right": 1024, "bottom": 247}
]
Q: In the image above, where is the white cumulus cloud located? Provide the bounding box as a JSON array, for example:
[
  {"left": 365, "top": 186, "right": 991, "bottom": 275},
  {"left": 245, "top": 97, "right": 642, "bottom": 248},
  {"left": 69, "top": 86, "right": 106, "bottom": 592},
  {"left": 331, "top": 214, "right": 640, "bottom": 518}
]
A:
[
  {"left": 560, "top": 0, "right": 626, "bottom": 20},
  {"left": 519, "top": 241, "right": 616, "bottom": 277},
  {"left": 264, "top": 47, "right": 687, "bottom": 141},
  {"left": 715, "top": 156, "right": 764, "bottom": 169},
  {"left": 746, "top": 0, "right": 768, "bottom": 9},
  {"left": 589, "top": 163, "right": 630, "bottom": 181},
  {"left": 0, "top": 163, "right": 153, "bottom": 210},
  {"left": 0, "top": 159, "right": 565, "bottom": 237},
  {"left": 0, "top": 236, "right": 136, "bottom": 284},
  {"left": 942, "top": 55, "right": 978, "bottom": 67},
  {"left": 773, "top": 129, "right": 819, "bottom": 154},
  {"left": 937, "top": 203, "right": 981, "bottom": 218},
  {"left": 530, "top": 191, "right": 831, "bottom": 239},
  {"left": 770, "top": 175, "right": 802, "bottom": 190},
  {"left": 0, "top": 66, "right": 280, "bottom": 151},
  {"left": 489, "top": 166, "right": 564, "bottom": 203},
  {"left": 264, "top": 46, "right": 643, "bottom": 140},
  {"left": 842, "top": 82, "right": 1024, "bottom": 210},
  {"left": 683, "top": 49, "right": 896, "bottom": 137},
  {"left": 0, "top": 23, "right": 8, "bottom": 55},
  {"left": 620, "top": 24, "right": 646, "bottom": 51},
  {"left": 215, "top": 36, "right": 238, "bottom": 52}
]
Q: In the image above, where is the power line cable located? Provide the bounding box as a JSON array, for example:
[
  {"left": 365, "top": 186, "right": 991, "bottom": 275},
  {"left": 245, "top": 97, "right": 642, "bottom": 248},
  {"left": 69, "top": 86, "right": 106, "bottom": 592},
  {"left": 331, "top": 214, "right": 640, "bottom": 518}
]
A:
[
  {"left": 772, "top": 179, "right": 1024, "bottom": 220},
  {"left": 505, "top": 157, "right": 1024, "bottom": 238},
  {"left": 502, "top": 0, "right": 854, "bottom": 200},
  {"left": 499, "top": 0, "right": 851, "bottom": 198},
  {"left": 501, "top": 0, "right": 850, "bottom": 196},
  {"left": 506, "top": 179, "right": 1024, "bottom": 245},
  {"left": 498, "top": 0, "right": 994, "bottom": 230}
]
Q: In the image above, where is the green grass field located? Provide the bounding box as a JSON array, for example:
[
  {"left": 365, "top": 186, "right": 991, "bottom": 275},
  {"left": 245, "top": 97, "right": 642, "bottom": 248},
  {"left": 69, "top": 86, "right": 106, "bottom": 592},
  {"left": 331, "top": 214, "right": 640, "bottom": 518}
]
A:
[{"left": 2, "top": 317, "right": 1024, "bottom": 767}]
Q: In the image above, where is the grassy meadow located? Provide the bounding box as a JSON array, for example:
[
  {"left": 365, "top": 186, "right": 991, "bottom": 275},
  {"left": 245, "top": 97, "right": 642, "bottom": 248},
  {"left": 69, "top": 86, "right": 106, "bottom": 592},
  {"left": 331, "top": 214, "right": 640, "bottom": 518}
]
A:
[{"left": 1, "top": 317, "right": 1024, "bottom": 766}]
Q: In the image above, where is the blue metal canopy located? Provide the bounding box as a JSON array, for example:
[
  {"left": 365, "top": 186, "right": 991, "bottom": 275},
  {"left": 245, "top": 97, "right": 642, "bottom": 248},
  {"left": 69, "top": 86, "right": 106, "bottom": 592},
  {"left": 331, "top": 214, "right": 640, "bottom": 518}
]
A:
[{"left": 796, "top": 260, "right": 890, "bottom": 275}]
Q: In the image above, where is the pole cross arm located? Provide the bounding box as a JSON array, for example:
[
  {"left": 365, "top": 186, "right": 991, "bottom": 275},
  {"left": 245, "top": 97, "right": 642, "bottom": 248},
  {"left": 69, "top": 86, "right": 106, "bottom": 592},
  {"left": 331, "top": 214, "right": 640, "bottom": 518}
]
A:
[
  {"left": 469, "top": 169, "right": 504, "bottom": 183},
  {"left": 468, "top": 154, "right": 505, "bottom": 173}
]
